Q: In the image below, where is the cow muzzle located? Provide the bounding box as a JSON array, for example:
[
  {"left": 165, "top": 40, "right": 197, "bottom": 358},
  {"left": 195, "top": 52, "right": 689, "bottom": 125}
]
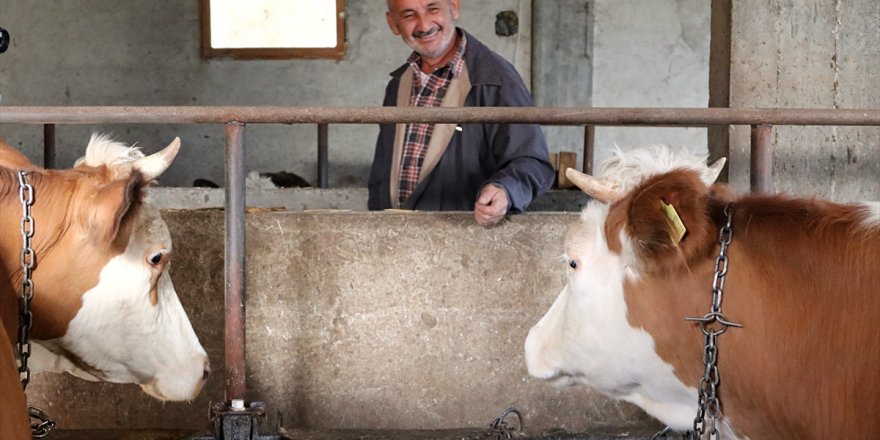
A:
[{"left": 140, "top": 355, "right": 210, "bottom": 401}]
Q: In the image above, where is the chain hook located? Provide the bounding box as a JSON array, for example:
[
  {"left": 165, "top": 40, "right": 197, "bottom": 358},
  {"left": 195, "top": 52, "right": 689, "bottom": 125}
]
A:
[{"left": 488, "top": 406, "right": 524, "bottom": 439}]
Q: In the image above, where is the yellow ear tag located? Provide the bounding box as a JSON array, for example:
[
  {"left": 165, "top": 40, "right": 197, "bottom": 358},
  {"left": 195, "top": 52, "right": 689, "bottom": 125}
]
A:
[{"left": 660, "top": 201, "right": 687, "bottom": 246}]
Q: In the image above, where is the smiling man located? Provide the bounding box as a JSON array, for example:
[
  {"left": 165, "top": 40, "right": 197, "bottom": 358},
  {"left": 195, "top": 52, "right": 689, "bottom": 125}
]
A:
[{"left": 369, "top": 0, "right": 554, "bottom": 226}]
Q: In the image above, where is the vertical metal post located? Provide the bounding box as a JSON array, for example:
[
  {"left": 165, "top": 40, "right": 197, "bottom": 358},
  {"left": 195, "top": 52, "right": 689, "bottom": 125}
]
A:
[
  {"left": 582, "top": 125, "right": 595, "bottom": 175},
  {"left": 43, "top": 124, "right": 56, "bottom": 169},
  {"left": 224, "top": 121, "right": 247, "bottom": 401},
  {"left": 317, "top": 123, "right": 329, "bottom": 188},
  {"left": 750, "top": 123, "right": 774, "bottom": 193}
]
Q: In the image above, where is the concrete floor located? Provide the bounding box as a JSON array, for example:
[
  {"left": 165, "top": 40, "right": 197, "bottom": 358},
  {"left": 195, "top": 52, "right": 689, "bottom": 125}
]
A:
[{"left": 48, "top": 426, "right": 664, "bottom": 440}]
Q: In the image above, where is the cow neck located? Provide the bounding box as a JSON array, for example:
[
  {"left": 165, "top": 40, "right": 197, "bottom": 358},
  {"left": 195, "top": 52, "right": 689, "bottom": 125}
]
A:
[
  {"left": 0, "top": 168, "right": 107, "bottom": 341},
  {"left": 31, "top": 171, "right": 100, "bottom": 341},
  {"left": 0, "top": 167, "right": 28, "bottom": 342}
]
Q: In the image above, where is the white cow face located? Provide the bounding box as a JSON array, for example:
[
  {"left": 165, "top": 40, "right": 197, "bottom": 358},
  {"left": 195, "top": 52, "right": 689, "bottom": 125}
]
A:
[
  {"left": 524, "top": 144, "right": 728, "bottom": 430},
  {"left": 59, "top": 202, "right": 208, "bottom": 400},
  {"left": 523, "top": 202, "right": 696, "bottom": 429},
  {"left": 32, "top": 135, "right": 209, "bottom": 401}
]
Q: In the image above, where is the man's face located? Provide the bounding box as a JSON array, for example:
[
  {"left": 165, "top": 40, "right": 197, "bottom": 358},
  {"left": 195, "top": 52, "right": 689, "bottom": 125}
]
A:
[{"left": 386, "top": 0, "right": 461, "bottom": 62}]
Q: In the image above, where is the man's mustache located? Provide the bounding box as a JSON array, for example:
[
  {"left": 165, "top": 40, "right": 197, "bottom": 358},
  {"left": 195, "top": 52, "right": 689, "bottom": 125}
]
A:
[{"left": 413, "top": 27, "right": 440, "bottom": 39}]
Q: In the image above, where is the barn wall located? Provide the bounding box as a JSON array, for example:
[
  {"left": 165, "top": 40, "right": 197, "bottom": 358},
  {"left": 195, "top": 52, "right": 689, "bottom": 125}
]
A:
[
  {"left": 0, "top": 0, "right": 532, "bottom": 188},
  {"left": 25, "top": 211, "right": 656, "bottom": 433},
  {"left": 0, "top": 0, "right": 710, "bottom": 190},
  {"left": 589, "top": 0, "right": 711, "bottom": 167},
  {"left": 724, "top": 0, "right": 880, "bottom": 201}
]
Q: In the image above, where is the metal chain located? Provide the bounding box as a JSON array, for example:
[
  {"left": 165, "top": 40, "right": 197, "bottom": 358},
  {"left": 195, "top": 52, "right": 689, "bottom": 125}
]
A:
[
  {"left": 487, "top": 406, "right": 523, "bottom": 439},
  {"left": 654, "top": 203, "right": 742, "bottom": 440},
  {"left": 685, "top": 203, "right": 742, "bottom": 439},
  {"left": 17, "top": 170, "right": 56, "bottom": 437},
  {"left": 29, "top": 406, "right": 56, "bottom": 438},
  {"left": 17, "top": 170, "right": 35, "bottom": 388}
]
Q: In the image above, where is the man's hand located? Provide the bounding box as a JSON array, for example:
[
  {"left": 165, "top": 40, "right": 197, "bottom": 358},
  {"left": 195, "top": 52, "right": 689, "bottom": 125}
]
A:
[{"left": 474, "top": 184, "right": 509, "bottom": 226}]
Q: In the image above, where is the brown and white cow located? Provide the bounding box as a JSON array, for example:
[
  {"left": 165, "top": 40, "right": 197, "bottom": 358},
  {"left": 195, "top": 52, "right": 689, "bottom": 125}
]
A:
[
  {"left": 1, "top": 134, "right": 210, "bottom": 439},
  {"left": 524, "top": 145, "right": 880, "bottom": 439}
]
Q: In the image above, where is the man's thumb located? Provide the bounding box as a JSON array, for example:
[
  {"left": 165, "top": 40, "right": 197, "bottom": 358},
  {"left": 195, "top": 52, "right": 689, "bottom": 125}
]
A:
[{"left": 477, "top": 185, "right": 496, "bottom": 205}]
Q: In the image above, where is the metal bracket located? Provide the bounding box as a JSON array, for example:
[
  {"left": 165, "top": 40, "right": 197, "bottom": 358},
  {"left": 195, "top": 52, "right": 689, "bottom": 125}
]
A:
[{"left": 189, "top": 400, "right": 283, "bottom": 440}]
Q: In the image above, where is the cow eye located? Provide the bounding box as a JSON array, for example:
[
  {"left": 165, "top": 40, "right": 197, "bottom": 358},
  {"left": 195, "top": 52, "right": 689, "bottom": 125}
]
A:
[
  {"left": 569, "top": 259, "right": 577, "bottom": 269},
  {"left": 147, "top": 252, "right": 164, "bottom": 266}
]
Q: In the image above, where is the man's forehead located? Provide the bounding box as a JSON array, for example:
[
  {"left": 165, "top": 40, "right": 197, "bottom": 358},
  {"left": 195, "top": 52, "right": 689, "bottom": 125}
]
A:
[{"left": 389, "top": 0, "right": 451, "bottom": 12}]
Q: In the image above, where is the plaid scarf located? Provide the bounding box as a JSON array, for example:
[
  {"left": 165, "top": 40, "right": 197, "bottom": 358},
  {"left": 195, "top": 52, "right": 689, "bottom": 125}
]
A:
[{"left": 397, "top": 31, "right": 467, "bottom": 205}]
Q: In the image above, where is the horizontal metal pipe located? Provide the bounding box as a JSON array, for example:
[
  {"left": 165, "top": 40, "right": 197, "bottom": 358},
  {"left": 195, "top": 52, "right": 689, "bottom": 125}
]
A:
[{"left": 2, "top": 106, "right": 879, "bottom": 126}]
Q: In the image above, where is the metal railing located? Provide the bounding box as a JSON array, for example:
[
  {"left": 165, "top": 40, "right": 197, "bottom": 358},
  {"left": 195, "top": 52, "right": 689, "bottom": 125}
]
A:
[
  {"left": 3, "top": 105, "right": 879, "bottom": 403},
  {"left": 3, "top": 106, "right": 880, "bottom": 192}
]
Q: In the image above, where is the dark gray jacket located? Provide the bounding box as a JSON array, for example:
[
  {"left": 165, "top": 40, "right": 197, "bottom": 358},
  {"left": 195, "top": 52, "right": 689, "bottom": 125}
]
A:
[{"left": 368, "top": 30, "right": 554, "bottom": 213}]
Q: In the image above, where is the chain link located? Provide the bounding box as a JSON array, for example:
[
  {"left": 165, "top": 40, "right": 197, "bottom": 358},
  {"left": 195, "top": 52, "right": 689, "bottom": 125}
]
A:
[
  {"left": 16, "top": 170, "right": 56, "bottom": 437},
  {"left": 654, "top": 203, "right": 742, "bottom": 440}
]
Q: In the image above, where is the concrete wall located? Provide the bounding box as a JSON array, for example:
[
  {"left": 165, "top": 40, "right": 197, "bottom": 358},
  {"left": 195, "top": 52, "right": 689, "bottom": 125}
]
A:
[
  {"left": 532, "top": 0, "right": 594, "bottom": 169},
  {"left": 0, "top": 0, "right": 532, "bottom": 188},
  {"left": 145, "top": 187, "right": 589, "bottom": 212},
  {"left": 591, "top": 0, "right": 711, "bottom": 167},
  {"left": 26, "top": 211, "right": 655, "bottom": 433},
  {"left": 496, "top": 0, "right": 714, "bottom": 173},
  {"left": 725, "top": 0, "right": 880, "bottom": 200},
  {"left": 0, "top": 0, "right": 710, "bottom": 190}
]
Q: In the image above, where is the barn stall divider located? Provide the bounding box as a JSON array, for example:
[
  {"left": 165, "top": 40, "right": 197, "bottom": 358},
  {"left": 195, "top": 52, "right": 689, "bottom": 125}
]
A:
[{"left": 2, "top": 106, "right": 879, "bottom": 440}]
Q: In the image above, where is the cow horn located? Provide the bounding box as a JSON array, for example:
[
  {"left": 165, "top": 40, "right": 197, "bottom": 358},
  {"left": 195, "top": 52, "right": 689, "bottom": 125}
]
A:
[
  {"left": 705, "top": 157, "right": 727, "bottom": 184},
  {"left": 565, "top": 168, "right": 623, "bottom": 203},
  {"left": 134, "top": 137, "right": 181, "bottom": 181}
]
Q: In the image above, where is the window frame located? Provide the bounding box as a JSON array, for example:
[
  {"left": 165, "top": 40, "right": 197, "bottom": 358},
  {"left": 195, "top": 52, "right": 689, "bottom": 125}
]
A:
[{"left": 199, "top": 0, "right": 346, "bottom": 60}]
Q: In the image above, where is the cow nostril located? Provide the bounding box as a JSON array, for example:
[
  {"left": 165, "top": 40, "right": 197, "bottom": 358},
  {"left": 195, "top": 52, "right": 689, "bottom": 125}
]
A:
[{"left": 202, "top": 361, "right": 211, "bottom": 380}]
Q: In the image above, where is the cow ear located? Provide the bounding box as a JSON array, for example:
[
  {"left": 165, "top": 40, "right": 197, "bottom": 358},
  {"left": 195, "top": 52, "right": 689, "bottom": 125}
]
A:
[
  {"left": 623, "top": 169, "right": 715, "bottom": 272},
  {"left": 86, "top": 173, "right": 145, "bottom": 246}
]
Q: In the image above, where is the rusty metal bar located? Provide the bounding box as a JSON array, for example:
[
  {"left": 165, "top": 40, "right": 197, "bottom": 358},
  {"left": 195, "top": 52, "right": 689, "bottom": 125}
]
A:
[
  {"left": 317, "top": 123, "right": 329, "bottom": 188},
  {"left": 2, "top": 106, "right": 879, "bottom": 126},
  {"left": 224, "top": 121, "right": 247, "bottom": 401},
  {"left": 582, "top": 125, "right": 595, "bottom": 175},
  {"left": 750, "top": 123, "right": 774, "bottom": 193},
  {"left": 42, "top": 124, "right": 56, "bottom": 169}
]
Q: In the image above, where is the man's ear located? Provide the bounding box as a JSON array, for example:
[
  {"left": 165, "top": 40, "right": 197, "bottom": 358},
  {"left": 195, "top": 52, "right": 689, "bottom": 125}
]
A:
[
  {"left": 386, "top": 10, "right": 401, "bottom": 36},
  {"left": 450, "top": 0, "right": 461, "bottom": 20}
]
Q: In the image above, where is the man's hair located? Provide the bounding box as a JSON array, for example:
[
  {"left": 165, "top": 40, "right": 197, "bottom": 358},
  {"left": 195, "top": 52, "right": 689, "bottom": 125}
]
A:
[{"left": 387, "top": 0, "right": 454, "bottom": 12}]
